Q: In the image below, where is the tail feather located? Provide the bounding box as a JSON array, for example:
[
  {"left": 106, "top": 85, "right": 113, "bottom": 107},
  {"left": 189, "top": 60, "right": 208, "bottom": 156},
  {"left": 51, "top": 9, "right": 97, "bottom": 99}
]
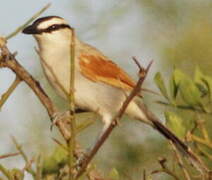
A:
[
  {"left": 137, "top": 102, "right": 209, "bottom": 176},
  {"left": 152, "top": 120, "right": 209, "bottom": 176},
  {"left": 152, "top": 120, "right": 188, "bottom": 152}
]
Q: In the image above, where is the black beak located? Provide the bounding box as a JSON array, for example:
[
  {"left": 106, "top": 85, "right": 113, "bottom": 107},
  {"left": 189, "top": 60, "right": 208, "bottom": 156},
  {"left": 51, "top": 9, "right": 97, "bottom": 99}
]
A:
[{"left": 22, "top": 24, "right": 38, "bottom": 34}]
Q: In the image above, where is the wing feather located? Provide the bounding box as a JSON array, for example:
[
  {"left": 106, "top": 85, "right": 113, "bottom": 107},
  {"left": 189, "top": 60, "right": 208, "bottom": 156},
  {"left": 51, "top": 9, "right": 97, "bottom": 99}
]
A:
[{"left": 79, "top": 54, "right": 136, "bottom": 90}]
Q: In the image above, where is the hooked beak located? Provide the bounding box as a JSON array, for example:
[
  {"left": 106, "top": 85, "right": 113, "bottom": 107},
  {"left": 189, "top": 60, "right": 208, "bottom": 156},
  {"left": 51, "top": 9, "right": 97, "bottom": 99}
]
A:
[{"left": 22, "top": 24, "right": 38, "bottom": 34}]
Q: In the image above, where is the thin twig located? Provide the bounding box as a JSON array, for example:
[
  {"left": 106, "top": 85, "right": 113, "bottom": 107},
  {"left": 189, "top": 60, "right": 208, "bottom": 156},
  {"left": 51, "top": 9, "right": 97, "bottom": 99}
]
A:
[
  {"left": 75, "top": 59, "right": 152, "bottom": 179},
  {"left": 198, "top": 120, "right": 210, "bottom": 142},
  {"left": 68, "top": 27, "right": 76, "bottom": 180},
  {"left": 52, "top": 137, "right": 68, "bottom": 151},
  {"left": 195, "top": 143, "right": 212, "bottom": 160},
  {"left": 190, "top": 134, "right": 212, "bottom": 149},
  {"left": 157, "top": 101, "right": 212, "bottom": 114},
  {"left": 35, "top": 48, "right": 69, "bottom": 97},
  {"left": 0, "top": 76, "right": 21, "bottom": 110},
  {"left": 0, "top": 152, "right": 20, "bottom": 159},
  {"left": 151, "top": 169, "right": 179, "bottom": 180},
  {"left": 11, "top": 136, "right": 28, "bottom": 164},
  {"left": 132, "top": 56, "right": 143, "bottom": 70},
  {"left": 151, "top": 158, "right": 180, "bottom": 180},
  {"left": 169, "top": 141, "right": 191, "bottom": 180},
  {"left": 0, "top": 39, "right": 105, "bottom": 179},
  {"left": 11, "top": 136, "right": 36, "bottom": 177},
  {"left": 5, "top": 3, "right": 51, "bottom": 40},
  {"left": 0, "top": 164, "right": 13, "bottom": 180},
  {"left": 35, "top": 154, "right": 42, "bottom": 180},
  {"left": 0, "top": 45, "right": 72, "bottom": 139},
  {"left": 23, "top": 158, "right": 35, "bottom": 175},
  {"left": 143, "top": 169, "right": 146, "bottom": 180}
]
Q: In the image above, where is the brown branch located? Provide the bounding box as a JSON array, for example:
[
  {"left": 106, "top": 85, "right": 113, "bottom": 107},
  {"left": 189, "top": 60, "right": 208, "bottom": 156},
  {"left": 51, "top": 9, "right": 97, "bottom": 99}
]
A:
[
  {"left": 0, "top": 152, "right": 20, "bottom": 159},
  {"left": 75, "top": 59, "right": 152, "bottom": 179},
  {"left": 0, "top": 44, "right": 71, "bottom": 140},
  {"left": 0, "top": 42, "right": 104, "bottom": 179}
]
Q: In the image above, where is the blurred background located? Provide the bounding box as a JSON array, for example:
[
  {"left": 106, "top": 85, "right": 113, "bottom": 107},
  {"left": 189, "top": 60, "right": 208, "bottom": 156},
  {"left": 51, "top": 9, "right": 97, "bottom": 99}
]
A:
[{"left": 0, "top": 0, "right": 212, "bottom": 179}]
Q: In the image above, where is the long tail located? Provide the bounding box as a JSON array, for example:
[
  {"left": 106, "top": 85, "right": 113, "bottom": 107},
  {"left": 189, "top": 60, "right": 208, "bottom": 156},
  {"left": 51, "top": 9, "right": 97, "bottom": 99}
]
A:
[{"left": 137, "top": 102, "right": 209, "bottom": 176}]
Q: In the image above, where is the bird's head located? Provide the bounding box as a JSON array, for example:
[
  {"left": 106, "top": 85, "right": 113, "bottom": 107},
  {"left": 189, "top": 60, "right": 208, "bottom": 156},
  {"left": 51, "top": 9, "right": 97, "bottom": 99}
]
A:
[{"left": 22, "top": 16, "right": 72, "bottom": 44}]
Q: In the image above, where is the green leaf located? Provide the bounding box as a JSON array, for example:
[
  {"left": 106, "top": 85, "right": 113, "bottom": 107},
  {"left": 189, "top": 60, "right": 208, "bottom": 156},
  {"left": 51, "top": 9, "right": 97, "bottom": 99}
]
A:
[
  {"left": 169, "top": 73, "right": 179, "bottom": 101},
  {"left": 43, "top": 147, "right": 68, "bottom": 174},
  {"left": 173, "top": 69, "right": 201, "bottom": 106},
  {"left": 165, "top": 111, "right": 186, "bottom": 138},
  {"left": 194, "top": 66, "right": 208, "bottom": 91},
  {"left": 154, "top": 72, "right": 169, "bottom": 100},
  {"left": 195, "top": 66, "right": 212, "bottom": 101},
  {"left": 108, "top": 168, "right": 119, "bottom": 180},
  {"left": 173, "top": 69, "right": 186, "bottom": 85}
]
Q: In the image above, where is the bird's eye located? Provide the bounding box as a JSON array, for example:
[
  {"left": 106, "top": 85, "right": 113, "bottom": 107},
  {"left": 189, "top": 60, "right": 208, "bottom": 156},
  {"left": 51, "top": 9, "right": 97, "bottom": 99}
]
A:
[{"left": 50, "top": 25, "right": 57, "bottom": 29}]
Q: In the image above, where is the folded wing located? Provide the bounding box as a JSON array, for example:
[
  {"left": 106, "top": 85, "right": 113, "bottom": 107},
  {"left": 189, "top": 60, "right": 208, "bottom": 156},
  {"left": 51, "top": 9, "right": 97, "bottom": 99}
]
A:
[{"left": 79, "top": 54, "right": 136, "bottom": 91}]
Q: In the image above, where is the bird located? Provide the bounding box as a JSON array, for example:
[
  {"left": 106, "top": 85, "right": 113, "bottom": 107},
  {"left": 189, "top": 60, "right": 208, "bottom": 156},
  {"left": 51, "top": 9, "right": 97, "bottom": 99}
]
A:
[{"left": 22, "top": 16, "right": 207, "bottom": 173}]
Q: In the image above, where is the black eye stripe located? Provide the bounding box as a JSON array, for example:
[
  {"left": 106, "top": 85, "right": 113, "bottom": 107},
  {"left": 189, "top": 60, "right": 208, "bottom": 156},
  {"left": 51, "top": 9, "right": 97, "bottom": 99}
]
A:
[{"left": 38, "top": 24, "right": 71, "bottom": 33}]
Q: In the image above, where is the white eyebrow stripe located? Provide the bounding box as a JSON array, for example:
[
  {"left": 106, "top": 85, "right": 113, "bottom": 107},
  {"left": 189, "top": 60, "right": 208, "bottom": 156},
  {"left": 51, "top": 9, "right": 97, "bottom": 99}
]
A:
[{"left": 37, "top": 17, "right": 68, "bottom": 30}]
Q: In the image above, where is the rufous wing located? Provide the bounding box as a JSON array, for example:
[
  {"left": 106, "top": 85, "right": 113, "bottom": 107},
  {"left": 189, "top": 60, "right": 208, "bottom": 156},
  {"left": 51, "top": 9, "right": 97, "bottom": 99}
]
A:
[{"left": 79, "top": 54, "right": 136, "bottom": 91}]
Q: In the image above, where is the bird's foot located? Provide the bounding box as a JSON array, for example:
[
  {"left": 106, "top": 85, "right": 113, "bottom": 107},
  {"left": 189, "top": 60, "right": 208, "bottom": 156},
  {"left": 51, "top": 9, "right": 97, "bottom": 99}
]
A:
[
  {"left": 75, "top": 148, "right": 90, "bottom": 170},
  {"left": 50, "top": 111, "right": 70, "bottom": 130}
]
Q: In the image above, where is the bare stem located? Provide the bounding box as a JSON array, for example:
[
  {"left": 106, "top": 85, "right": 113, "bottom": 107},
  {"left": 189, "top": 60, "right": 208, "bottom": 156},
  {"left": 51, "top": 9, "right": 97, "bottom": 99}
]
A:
[
  {"left": 191, "top": 134, "right": 212, "bottom": 149},
  {"left": 11, "top": 136, "right": 36, "bottom": 177},
  {"left": 0, "top": 164, "right": 13, "bottom": 180},
  {"left": 5, "top": 3, "right": 51, "bottom": 40},
  {"left": 157, "top": 101, "right": 212, "bottom": 115},
  {"left": 170, "top": 141, "right": 191, "bottom": 180},
  {"left": 35, "top": 154, "right": 42, "bottom": 180},
  {"left": 68, "top": 28, "right": 76, "bottom": 180},
  {"left": 35, "top": 48, "right": 69, "bottom": 97},
  {"left": 0, "top": 152, "right": 20, "bottom": 159},
  {"left": 0, "top": 76, "right": 21, "bottom": 110},
  {"left": 151, "top": 158, "right": 180, "bottom": 180},
  {"left": 0, "top": 39, "right": 104, "bottom": 179}
]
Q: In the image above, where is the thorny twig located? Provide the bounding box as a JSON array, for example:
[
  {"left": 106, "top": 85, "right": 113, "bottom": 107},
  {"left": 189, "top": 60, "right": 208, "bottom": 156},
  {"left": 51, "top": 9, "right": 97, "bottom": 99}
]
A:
[
  {"left": 151, "top": 158, "right": 180, "bottom": 180},
  {"left": 0, "top": 40, "right": 104, "bottom": 180},
  {"left": 0, "top": 3, "right": 50, "bottom": 110},
  {"left": 75, "top": 58, "right": 152, "bottom": 179},
  {"left": 0, "top": 44, "right": 71, "bottom": 139}
]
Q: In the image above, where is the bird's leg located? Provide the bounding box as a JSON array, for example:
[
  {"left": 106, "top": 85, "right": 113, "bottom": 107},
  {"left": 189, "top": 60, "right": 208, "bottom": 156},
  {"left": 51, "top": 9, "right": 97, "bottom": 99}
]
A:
[
  {"left": 98, "top": 118, "right": 112, "bottom": 139},
  {"left": 51, "top": 108, "right": 89, "bottom": 130},
  {"left": 75, "top": 115, "right": 113, "bottom": 169},
  {"left": 51, "top": 111, "right": 70, "bottom": 130}
]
